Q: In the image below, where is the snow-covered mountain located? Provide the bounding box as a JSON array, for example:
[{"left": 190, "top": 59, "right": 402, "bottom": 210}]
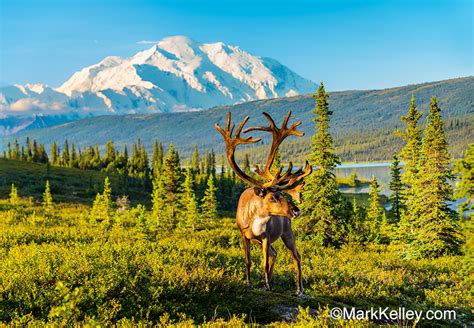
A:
[{"left": 0, "top": 36, "right": 315, "bottom": 133}]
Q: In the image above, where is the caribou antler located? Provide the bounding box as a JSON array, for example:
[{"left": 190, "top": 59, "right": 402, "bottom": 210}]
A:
[
  {"left": 243, "top": 111, "right": 311, "bottom": 190},
  {"left": 214, "top": 112, "right": 264, "bottom": 188},
  {"left": 243, "top": 111, "right": 304, "bottom": 182},
  {"left": 215, "top": 111, "right": 312, "bottom": 201}
]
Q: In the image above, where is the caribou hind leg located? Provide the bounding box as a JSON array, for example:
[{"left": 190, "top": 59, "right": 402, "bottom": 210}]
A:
[
  {"left": 262, "top": 237, "right": 271, "bottom": 290},
  {"left": 282, "top": 230, "right": 303, "bottom": 295},
  {"left": 268, "top": 245, "right": 277, "bottom": 284}
]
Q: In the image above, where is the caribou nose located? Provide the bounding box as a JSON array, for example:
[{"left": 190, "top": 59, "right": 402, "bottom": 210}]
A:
[{"left": 293, "top": 210, "right": 301, "bottom": 218}]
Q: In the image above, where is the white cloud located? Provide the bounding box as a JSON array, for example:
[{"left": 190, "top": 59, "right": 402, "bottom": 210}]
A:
[
  {"left": 136, "top": 40, "right": 160, "bottom": 45},
  {"left": 2, "top": 98, "right": 66, "bottom": 115}
]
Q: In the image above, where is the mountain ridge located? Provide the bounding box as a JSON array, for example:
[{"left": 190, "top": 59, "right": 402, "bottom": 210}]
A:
[
  {"left": 2, "top": 76, "right": 472, "bottom": 162},
  {"left": 0, "top": 36, "right": 315, "bottom": 129}
]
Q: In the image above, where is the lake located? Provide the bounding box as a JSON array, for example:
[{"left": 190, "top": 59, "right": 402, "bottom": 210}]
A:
[{"left": 336, "top": 162, "right": 394, "bottom": 196}]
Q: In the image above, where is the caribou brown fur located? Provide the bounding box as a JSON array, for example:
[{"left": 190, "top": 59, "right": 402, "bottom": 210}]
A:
[{"left": 215, "top": 111, "right": 312, "bottom": 295}]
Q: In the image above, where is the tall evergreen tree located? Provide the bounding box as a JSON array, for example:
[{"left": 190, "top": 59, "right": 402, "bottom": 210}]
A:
[
  {"left": 151, "top": 174, "right": 166, "bottom": 227},
  {"left": 181, "top": 165, "right": 199, "bottom": 230},
  {"left": 191, "top": 145, "right": 200, "bottom": 174},
  {"left": 42, "top": 180, "right": 53, "bottom": 212},
  {"left": 388, "top": 155, "right": 403, "bottom": 223},
  {"left": 243, "top": 153, "right": 251, "bottom": 174},
  {"left": 7, "top": 142, "right": 11, "bottom": 159},
  {"left": 51, "top": 142, "right": 58, "bottom": 165},
  {"left": 201, "top": 174, "right": 218, "bottom": 221},
  {"left": 104, "top": 140, "right": 116, "bottom": 168},
  {"left": 12, "top": 140, "right": 19, "bottom": 160},
  {"left": 162, "top": 144, "right": 182, "bottom": 226},
  {"left": 152, "top": 139, "right": 163, "bottom": 176},
  {"left": 26, "top": 137, "right": 33, "bottom": 161},
  {"left": 32, "top": 140, "right": 40, "bottom": 162},
  {"left": 397, "top": 96, "right": 423, "bottom": 242},
  {"left": 408, "top": 97, "right": 464, "bottom": 257},
  {"left": 20, "top": 145, "right": 26, "bottom": 161},
  {"left": 70, "top": 144, "right": 78, "bottom": 167},
  {"left": 399, "top": 95, "right": 423, "bottom": 190},
  {"left": 299, "top": 83, "right": 347, "bottom": 246},
  {"left": 62, "top": 140, "right": 70, "bottom": 166},
  {"left": 271, "top": 149, "right": 282, "bottom": 174},
  {"left": 454, "top": 144, "right": 473, "bottom": 217},
  {"left": 90, "top": 176, "right": 113, "bottom": 224},
  {"left": 366, "top": 176, "right": 382, "bottom": 242},
  {"left": 9, "top": 184, "right": 19, "bottom": 205},
  {"left": 347, "top": 197, "right": 366, "bottom": 242}
]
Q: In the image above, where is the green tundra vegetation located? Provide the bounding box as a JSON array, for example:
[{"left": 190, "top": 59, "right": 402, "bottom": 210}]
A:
[{"left": 0, "top": 83, "right": 472, "bottom": 326}]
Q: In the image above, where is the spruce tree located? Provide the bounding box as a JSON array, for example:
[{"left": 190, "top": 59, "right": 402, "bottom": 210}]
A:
[
  {"left": 271, "top": 149, "right": 282, "bottom": 174},
  {"left": 42, "top": 180, "right": 53, "bottom": 213},
  {"left": 9, "top": 184, "right": 19, "bottom": 205},
  {"left": 366, "top": 176, "right": 382, "bottom": 242},
  {"left": 51, "top": 142, "right": 57, "bottom": 165},
  {"left": 398, "top": 95, "right": 423, "bottom": 190},
  {"left": 102, "top": 176, "right": 112, "bottom": 214},
  {"left": 182, "top": 165, "right": 199, "bottom": 230},
  {"left": 104, "top": 140, "right": 116, "bottom": 168},
  {"left": 90, "top": 193, "right": 104, "bottom": 223},
  {"left": 388, "top": 155, "right": 403, "bottom": 223},
  {"left": 299, "top": 83, "right": 347, "bottom": 246},
  {"left": 162, "top": 144, "right": 182, "bottom": 226},
  {"left": 152, "top": 139, "right": 163, "bottom": 176},
  {"left": 409, "top": 97, "right": 464, "bottom": 257},
  {"left": 397, "top": 95, "right": 423, "bottom": 242},
  {"left": 90, "top": 177, "right": 113, "bottom": 224},
  {"left": 201, "top": 174, "right": 218, "bottom": 221},
  {"left": 26, "top": 137, "right": 32, "bottom": 161},
  {"left": 39, "top": 144, "right": 49, "bottom": 164},
  {"left": 32, "top": 140, "right": 39, "bottom": 162},
  {"left": 191, "top": 145, "right": 200, "bottom": 174},
  {"left": 151, "top": 174, "right": 166, "bottom": 227},
  {"left": 20, "top": 145, "right": 26, "bottom": 161},
  {"left": 243, "top": 153, "right": 251, "bottom": 174},
  {"left": 134, "top": 204, "right": 149, "bottom": 235},
  {"left": 12, "top": 140, "right": 19, "bottom": 160},
  {"left": 62, "top": 140, "right": 70, "bottom": 166},
  {"left": 454, "top": 144, "right": 473, "bottom": 217},
  {"left": 348, "top": 197, "right": 365, "bottom": 242}
]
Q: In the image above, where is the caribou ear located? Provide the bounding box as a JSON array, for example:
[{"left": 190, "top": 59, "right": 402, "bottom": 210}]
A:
[
  {"left": 286, "top": 189, "right": 301, "bottom": 203},
  {"left": 284, "top": 182, "right": 304, "bottom": 203},
  {"left": 253, "top": 187, "right": 266, "bottom": 198}
]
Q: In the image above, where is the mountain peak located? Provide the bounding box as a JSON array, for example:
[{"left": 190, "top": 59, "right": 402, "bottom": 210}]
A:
[
  {"left": 2, "top": 36, "right": 316, "bottom": 116},
  {"left": 159, "top": 35, "right": 195, "bottom": 46}
]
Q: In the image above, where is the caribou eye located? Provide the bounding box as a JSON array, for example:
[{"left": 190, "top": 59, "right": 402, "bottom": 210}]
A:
[{"left": 269, "top": 194, "right": 279, "bottom": 203}]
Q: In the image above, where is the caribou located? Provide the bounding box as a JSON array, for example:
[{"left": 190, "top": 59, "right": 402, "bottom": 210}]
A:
[{"left": 215, "top": 111, "right": 312, "bottom": 295}]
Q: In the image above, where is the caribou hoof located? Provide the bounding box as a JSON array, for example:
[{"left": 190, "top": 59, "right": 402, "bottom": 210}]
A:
[
  {"left": 246, "top": 283, "right": 253, "bottom": 289},
  {"left": 295, "top": 289, "right": 304, "bottom": 296}
]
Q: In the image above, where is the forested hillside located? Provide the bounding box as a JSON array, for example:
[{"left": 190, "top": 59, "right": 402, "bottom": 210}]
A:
[{"left": 2, "top": 76, "right": 472, "bottom": 162}]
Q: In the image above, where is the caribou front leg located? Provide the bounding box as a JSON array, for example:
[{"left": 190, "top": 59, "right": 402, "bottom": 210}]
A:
[
  {"left": 241, "top": 233, "right": 252, "bottom": 287},
  {"left": 268, "top": 245, "right": 277, "bottom": 284},
  {"left": 262, "top": 237, "right": 272, "bottom": 291},
  {"left": 282, "top": 230, "right": 303, "bottom": 295}
]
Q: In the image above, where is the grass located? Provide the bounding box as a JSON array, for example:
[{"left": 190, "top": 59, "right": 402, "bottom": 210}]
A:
[
  {"left": 0, "top": 198, "right": 471, "bottom": 327},
  {"left": 0, "top": 158, "right": 150, "bottom": 204},
  {"left": 0, "top": 159, "right": 471, "bottom": 326}
]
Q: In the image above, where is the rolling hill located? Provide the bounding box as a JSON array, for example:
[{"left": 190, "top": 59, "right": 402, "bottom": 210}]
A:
[{"left": 1, "top": 76, "right": 472, "bottom": 162}]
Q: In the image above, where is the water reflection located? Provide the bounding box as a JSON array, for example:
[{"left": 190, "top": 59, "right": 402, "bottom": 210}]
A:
[{"left": 336, "top": 162, "right": 394, "bottom": 196}]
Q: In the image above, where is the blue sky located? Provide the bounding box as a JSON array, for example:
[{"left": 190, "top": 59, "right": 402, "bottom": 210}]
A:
[{"left": 0, "top": 0, "right": 472, "bottom": 91}]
